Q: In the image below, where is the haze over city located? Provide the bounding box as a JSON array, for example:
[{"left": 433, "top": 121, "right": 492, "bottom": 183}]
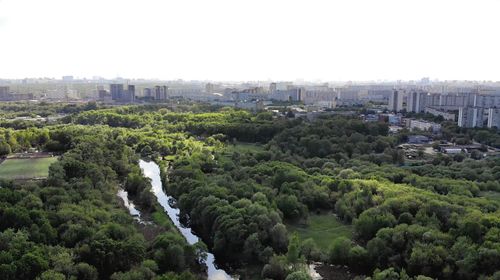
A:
[{"left": 1, "top": 0, "right": 500, "bottom": 81}]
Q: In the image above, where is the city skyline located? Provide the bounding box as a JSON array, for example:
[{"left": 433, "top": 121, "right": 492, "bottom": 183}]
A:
[{"left": 1, "top": 0, "right": 500, "bottom": 81}]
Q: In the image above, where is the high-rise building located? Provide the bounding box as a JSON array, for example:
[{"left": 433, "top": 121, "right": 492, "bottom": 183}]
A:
[
  {"left": 335, "top": 87, "right": 361, "bottom": 105},
  {"left": 269, "top": 83, "right": 277, "bottom": 93},
  {"left": 126, "top": 85, "right": 135, "bottom": 102},
  {"left": 109, "top": 84, "right": 135, "bottom": 103},
  {"left": 487, "top": 108, "right": 500, "bottom": 129},
  {"left": 302, "top": 89, "right": 337, "bottom": 105},
  {"left": 388, "top": 90, "right": 404, "bottom": 112},
  {"left": 458, "top": 107, "right": 487, "bottom": 128},
  {"left": 98, "top": 89, "right": 111, "bottom": 101},
  {"left": 205, "top": 83, "right": 215, "bottom": 94},
  {"left": 407, "top": 91, "right": 427, "bottom": 113},
  {"left": 0, "top": 86, "right": 10, "bottom": 99},
  {"left": 154, "top": 85, "right": 168, "bottom": 100},
  {"left": 474, "top": 94, "right": 500, "bottom": 108},
  {"left": 143, "top": 88, "right": 153, "bottom": 98},
  {"left": 425, "top": 92, "right": 477, "bottom": 110},
  {"left": 110, "top": 84, "right": 124, "bottom": 100},
  {"left": 270, "top": 87, "right": 304, "bottom": 102}
]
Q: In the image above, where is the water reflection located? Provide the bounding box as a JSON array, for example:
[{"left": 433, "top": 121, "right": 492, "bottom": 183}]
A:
[
  {"left": 117, "top": 188, "right": 145, "bottom": 223},
  {"left": 139, "top": 160, "right": 236, "bottom": 280}
]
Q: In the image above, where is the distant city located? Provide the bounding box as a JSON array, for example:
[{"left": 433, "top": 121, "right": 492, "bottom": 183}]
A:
[{"left": 1, "top": 76, "right": 499, "bottom": 129}]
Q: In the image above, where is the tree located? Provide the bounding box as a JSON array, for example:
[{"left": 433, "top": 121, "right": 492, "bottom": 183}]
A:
[
  {"left": 348, "top": 245, "right": 368, "bottom": 268},
  {"left": 270, "top": 224, "right": 289, "bottom": 253},
  {"left": 371, "top": 268, "right": 411, "bottom": 280},
  {"left": 0, "top": 142, "right": 11, "bottom": 156},
  {"left": 261, "top": 255, "right": 288, "bottom": 280},
  {"left": 277, "top": 194, "right": 306, "bottom": 220},
  {"left": 37, "top": 270, "right": 65, "bottom": 280},
  {"left": 17, "top": 253, "right": 49, "bottom": 279},
  {"left": 300, "top": 238, "right": 321, "bottom": 261},
  {"left": 285, "top": 271, "right": 312, "bottom": 280},
  {"left": 328, "top": 237, "right": 351, "bottom": 265},
  {"left": 244, "top": 233, "right": 263, "bottom": 263},
  {"left": 355, "top": 208, "right": 396, "bottom": 240},
  {"left": 287, "top": 234, "right": 302, "bottom": 266},
  {"left": 74, "top": 263, "right": 98, "bottom": 280},
  {"left": 152, "top": 233, "right": 189, "bottom": 273}
]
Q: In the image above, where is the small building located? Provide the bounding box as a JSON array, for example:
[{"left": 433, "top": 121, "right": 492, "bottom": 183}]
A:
[
  {"left": 407, "top": 135, "right": 431, "bottom": 145},
  {"left": 441, "top": 147, "right": 464, "bottom": 154},
  {"left": 389, "top": 126, "right": 403, "bottom": 134},
  {"left": 407, "top": 119, "right": 441, "bottom": 133},
  {"left": 425, "top": 107, "right": 456, "bottom": 121},
  {"left": 388, "top": 114, "right": 402, "bottom": 125},
  {"left": 363, "top": 114, "right": 379, "bottom": 122}
]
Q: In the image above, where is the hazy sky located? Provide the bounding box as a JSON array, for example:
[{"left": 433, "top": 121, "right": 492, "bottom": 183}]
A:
[{"left": 0, "top": 0, "right": 499, "bottom": 81}]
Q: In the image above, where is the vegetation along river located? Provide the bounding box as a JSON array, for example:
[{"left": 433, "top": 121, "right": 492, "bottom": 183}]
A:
[{"left": 139, "top": 159, "right": 236, "bottom": 280}]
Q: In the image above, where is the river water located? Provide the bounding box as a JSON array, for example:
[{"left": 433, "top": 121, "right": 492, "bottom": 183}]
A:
[
  {"left": 139, "top": 160, "right": 236, "bottom": 280},
  {"left": 117, "top": 188, "right": 144, "bottom": 223}
]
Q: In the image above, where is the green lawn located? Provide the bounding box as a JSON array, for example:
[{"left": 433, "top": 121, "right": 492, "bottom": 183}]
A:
[
  {"left": 287, "top": 214, "right": 354, "bottom": 250},
  {"left": 0, "top": 157, "right": 58, "bottom": 180}
]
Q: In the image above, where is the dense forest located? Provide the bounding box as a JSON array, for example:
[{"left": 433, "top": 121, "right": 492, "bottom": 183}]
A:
[{"left": 0, "top": 102, "right": 499, "bottom": 280}]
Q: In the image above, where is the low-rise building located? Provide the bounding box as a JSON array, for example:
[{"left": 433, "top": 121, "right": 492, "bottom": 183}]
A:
[
  {"left": 424, "top": 107, "right": 456, "bottom": 121},
  {"left": 408, "top": 135, "right": 431, "bottom": 144},
  {"left": 407, "top": 119, "right": 441, "bottom": 133},
  {"left": 442, "top": 147, "right": 464, "bottom": 154}
]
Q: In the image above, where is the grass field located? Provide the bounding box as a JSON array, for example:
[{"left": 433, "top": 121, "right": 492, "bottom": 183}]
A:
[
  {"left": 0, "top": 157, "right": 58, "bottom": 180},
  {"left": 287, "top": 214, "right": 354, "bottom": 249}
]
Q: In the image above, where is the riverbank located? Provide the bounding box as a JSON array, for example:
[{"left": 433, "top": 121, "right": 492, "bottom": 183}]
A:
[
  {"left": 116, "top": 162, "right": 208, "bottom": 278},
  {"left": 142, "top": 159, "right": 238, "bottom": 280},
  {"left": 117, "top": 188, "right": 167, "bottom": 242}
]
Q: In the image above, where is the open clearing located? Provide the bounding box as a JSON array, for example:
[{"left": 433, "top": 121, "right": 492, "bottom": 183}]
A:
[
  {"left": 287, "top": 213, "right": 354, "bottom": 249},
  {"left": 0, "top": 157, "right": 58, "bottom": 179}
]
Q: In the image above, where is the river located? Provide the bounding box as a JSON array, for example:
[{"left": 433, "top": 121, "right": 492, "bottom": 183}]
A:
[
  {"left": 139, "top": 160, "right": 236, "bottom": 280},
  {"left": 117, "top": 188, "right": 145, "bottom": 223}
]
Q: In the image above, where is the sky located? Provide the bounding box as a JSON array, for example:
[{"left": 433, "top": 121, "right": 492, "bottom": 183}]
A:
[{"left": 0, "top": 0, "right": 499, "bottom": 81}]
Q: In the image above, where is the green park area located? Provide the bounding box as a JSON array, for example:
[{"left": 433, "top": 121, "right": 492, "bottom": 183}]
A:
[
  {"left": 287, "top": 213, "right": 354, "bottom": 249},
  {"left": 0, "top": 157, "right": 58, "bottom": 180}
]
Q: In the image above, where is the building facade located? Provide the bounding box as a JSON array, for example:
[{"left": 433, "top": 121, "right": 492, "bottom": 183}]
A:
[
  {"left": 458, "top": 107, "right": 487, "bottom": 128},
  {"left": 155, "top": 86, "right": 168, "bottom": 100},
  {"left": 0, "top": 86, "right": 10, "bottom": 99},
  {"left": 270, "top": 88, "right": 304, "bottom": 102},
  {"left": 388, "top": 90, "right": 404, "bottom": 112},
  {"left": 110, "top": 84, "right": 135, "bottom": 103},
  {"left": 408, "top": 119, "right": 441, "bottom": 133},
  {"left": 487, "top": 108, "right": 500, "bottom": 129},
  {"left": 407, "top": 91, "right": 427, "bottom": 113},
  {"left": 424, "top": 107, "right": 456, "bottom": 121}
]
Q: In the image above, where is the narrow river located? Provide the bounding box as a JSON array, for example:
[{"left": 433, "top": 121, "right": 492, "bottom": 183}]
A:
[
  {"left": 117, "top": 189, "right": 142, "bottom": 221},
  {"left": 139, "top": 160, "right": 236, "bottom": 280}
]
